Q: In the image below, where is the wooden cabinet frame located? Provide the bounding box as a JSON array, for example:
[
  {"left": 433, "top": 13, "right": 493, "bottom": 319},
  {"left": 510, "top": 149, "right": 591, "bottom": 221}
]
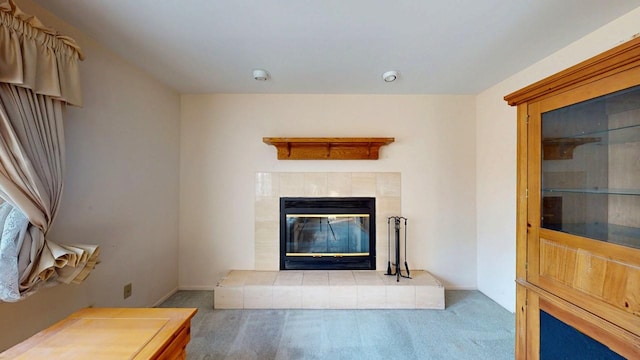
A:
[{"left": 505, "top": 37, "right": 640, "bottom": 359}]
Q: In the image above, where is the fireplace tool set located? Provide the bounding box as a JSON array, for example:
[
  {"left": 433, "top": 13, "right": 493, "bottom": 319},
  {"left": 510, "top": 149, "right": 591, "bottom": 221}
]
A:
[{"left": 386, "top": 216, "right": 411, "bottom": 282}]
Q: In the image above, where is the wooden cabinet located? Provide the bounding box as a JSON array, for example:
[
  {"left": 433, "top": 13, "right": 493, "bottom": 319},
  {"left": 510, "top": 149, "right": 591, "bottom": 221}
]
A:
[
  {"left": 505, "top": 38, "right": 640, "bottom": 359},
  {"left": 0, "top": 307, "right": 197, "bottom": 359}
]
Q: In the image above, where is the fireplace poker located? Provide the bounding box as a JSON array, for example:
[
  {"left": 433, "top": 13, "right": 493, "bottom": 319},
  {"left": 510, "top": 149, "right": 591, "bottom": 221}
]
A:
[
  {"left": 404, "top": 217, "right": 410, "bottom": 277},
  {"left": 386, "top": 216, "right": 411, "bottom": 282},
  {"left": 387, "top": 217, "right": 392, "bottom": 275}
]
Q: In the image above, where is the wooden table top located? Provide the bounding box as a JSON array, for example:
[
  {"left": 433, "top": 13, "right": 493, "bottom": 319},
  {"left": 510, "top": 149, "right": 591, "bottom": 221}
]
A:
[{"left": 0, "top": 307, "right": 198, "bottom": 359}]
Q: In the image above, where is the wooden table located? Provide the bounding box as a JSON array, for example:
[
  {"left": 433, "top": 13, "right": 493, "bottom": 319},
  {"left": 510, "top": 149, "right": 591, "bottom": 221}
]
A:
[{"left": 0, "top": 307, "right": 198, "bottom": 359}]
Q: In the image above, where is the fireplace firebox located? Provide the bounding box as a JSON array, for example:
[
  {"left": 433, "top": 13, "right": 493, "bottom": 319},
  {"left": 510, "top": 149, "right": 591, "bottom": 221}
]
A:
[{"left": 280, "top": 197, "right": 376, "bottom": 270}]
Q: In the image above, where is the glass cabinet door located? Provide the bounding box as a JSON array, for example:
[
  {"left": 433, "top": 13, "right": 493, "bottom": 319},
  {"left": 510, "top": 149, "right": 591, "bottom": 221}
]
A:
[{"left": 541, "top": 85, "right": 640, "bottom": 249}]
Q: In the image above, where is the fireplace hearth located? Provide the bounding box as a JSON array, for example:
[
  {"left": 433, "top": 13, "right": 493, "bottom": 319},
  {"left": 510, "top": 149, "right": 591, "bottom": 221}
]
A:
[{"left": 280, "top": 197, "right": 376, "bottom": 270}]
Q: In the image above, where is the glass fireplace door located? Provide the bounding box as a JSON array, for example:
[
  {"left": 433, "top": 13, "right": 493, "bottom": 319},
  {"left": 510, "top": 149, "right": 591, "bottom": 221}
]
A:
[
  {"left": 279, "top": 197, "right": 376, "bottom": 270},
  {"left": 285, "top": 214, "right": 370, "bottom": 257}
]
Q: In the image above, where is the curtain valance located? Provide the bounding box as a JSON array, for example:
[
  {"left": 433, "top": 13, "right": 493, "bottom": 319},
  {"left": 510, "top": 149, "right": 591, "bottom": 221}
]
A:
[{"left": 0, "top": 0, "right": 83, "bottom": 106}]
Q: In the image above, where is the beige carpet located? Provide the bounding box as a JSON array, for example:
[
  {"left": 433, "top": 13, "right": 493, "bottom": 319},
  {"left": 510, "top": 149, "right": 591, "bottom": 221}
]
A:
[{"left": 158, "top": 290, "right": 514, "bottom": 360}]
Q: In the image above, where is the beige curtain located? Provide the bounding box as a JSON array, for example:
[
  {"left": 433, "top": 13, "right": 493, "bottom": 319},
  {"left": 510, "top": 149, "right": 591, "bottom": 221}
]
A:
[{"left": 0, "top": 0, "right": 98, "bottom": 302}]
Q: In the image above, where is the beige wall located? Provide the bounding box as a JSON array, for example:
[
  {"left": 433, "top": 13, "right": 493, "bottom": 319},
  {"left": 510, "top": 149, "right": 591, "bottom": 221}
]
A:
[
  {"left": 4, "top": 1, "right": 640, "bottom": 351},
  {"left": 179, "top": 94, "right": 478, "bottom": 289},
  {"left": 475, "top": 6, "right": 640, "bottom": 312},
  {"left": 0, "top": 0, "right": 181, "bottom": 351}
]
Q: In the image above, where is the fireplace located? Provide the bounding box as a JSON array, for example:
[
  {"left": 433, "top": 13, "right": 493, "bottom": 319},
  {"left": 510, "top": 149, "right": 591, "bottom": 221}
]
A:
[{"left": 280, "top": 197, "right": 376, "bottom": 270}]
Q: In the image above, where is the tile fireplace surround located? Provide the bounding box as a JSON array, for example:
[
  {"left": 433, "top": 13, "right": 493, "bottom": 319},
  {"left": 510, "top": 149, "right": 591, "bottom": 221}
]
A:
[
  {"left": 213, "top": 172, "right": 445, "bottom": 310},
  {"left": 255, "top": 172, "right": 401, "bottom": 271}
]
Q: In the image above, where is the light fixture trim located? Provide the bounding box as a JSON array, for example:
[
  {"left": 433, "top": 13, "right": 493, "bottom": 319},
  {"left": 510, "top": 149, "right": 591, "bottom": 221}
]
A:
[
  {"left": 253, "top": 69, "right": 270, "bottom": 81},
  {"left": 382, "top": 70, "right": 399, "bottom": 82}
]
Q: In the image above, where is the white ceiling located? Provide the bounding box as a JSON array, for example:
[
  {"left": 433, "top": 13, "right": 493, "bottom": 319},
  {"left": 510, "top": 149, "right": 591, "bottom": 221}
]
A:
[{"left": 32, "top": 0, "right": 640, "bottom": 94}]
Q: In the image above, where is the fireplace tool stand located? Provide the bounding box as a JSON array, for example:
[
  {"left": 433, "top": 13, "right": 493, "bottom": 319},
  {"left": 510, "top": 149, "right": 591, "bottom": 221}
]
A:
[{"left": 386, "top": 216, "right": 411, "bottom": 282}]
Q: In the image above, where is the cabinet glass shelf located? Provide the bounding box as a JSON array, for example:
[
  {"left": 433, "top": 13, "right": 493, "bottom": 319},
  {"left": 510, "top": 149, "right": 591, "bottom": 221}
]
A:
[
  {"left": 543, "top": 123, "right": 640, "bottom": 147},
  {"left": 543, "top": 188, "right": 640, "bottom": 196},
  {"left": 545, "top": 223, "right": 640, "bottom": 250}
]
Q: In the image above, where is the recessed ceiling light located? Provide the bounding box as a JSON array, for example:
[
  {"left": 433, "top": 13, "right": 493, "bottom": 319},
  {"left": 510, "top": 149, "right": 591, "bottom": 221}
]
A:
[
  {"left": 253, "top": 69, "right": 270, "bottom": 81},
  {"left": 382, "top": 70, "right": 399, "bottom": 82}
]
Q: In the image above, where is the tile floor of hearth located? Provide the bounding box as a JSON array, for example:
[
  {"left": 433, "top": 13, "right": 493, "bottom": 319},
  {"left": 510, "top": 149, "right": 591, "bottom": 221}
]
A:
[{"left": 214, "top": 270, "right": 445, "bottom": 310}]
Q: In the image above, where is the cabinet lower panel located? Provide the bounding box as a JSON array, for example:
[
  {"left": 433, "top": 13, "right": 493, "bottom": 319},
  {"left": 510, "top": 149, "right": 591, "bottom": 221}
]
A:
[
  {"left": 540, "top": 309, "right": 624, "bottom": 359},
  {"left": 538, "top": 237, "right": 640, "bottom": 324},
  {"left": 517, "top": 282, "right": 640, "bottom": 359}
]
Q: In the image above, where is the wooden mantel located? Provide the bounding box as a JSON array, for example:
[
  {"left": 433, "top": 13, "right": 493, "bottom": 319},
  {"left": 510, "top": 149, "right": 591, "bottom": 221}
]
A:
[{"left": 262, "top": 137, "right": 395, "bottom": 160}]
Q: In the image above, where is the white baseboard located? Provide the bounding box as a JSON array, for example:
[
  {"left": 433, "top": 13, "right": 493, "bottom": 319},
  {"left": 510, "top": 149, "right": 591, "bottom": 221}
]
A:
[
  {"left": 444, "top": 286, "right": 477, "bottom": 290},
  {"left": 152, "top": 287, "right": 179, "bottom": 307},
  {"left": 178, "top": 285, "right": 216, "bottom": 291}
]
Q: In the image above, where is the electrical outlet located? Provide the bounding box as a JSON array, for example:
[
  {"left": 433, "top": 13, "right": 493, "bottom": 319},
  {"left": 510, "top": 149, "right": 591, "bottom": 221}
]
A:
[{"left": 123, "top": 283, "right": 132, "bottom": 299}]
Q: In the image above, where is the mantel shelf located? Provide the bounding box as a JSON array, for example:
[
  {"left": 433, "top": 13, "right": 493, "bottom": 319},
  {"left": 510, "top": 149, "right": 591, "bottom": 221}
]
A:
[{"left": 262, "top": 137, "right": 395, "bottom": 160}]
